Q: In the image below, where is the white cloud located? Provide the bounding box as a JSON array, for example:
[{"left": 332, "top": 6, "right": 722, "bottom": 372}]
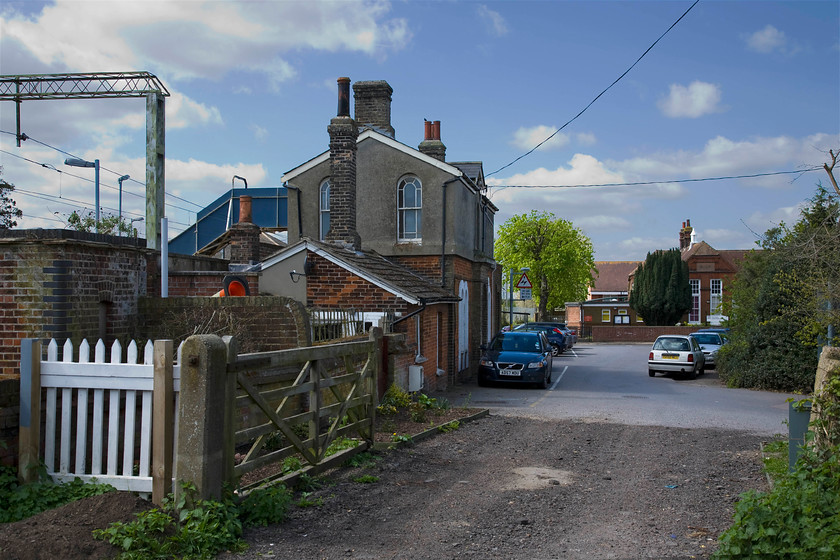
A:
[
  {"left": 745, "top": 25, "right": 788, "bottom": 54},
  {"left": 658, "top": 81, "right": 724, "bottom": 118},
  {"left": 477, "top": 5, "right": 508, "bottom": 36},
  {"left": 250, "top": 124, "right": 269, "bottom": 142},
  {"left": 576, "top": 132, "right": 597, "bottom": 146},
  {"left": 166, "top": 92, "right": 224, "bottom": 130},
  {"left": 511, "top": 126, "right": 569, "bottom": 151},
  {"left": 1, "top": 0, "right": 411, "bottom": 85}
]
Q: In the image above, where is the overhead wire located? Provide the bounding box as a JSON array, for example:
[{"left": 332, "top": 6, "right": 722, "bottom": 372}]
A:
[{"left": 486, "top": 0, "right": 701, "bottom": 178}]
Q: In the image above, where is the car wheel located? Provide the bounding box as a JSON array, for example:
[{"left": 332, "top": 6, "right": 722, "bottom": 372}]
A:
[
  {"left": 551, "top": 344, "right": 560, "bottom": 357},
  {"left": 538, "top": 372, "right": 548, "bottom": 389},
  {"left": 648, "top": 369, "right": 656, "bottom": 377},
  {"left": 688, "top": 366, "right": 698, "bottom": 380},
  {"left": 477, "top": 373, "right": 488, "bottom": 387}
]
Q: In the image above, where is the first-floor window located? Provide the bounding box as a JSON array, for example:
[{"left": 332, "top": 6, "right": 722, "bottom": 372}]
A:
[
  {"left": 398, "top": 176, "right": 422, "bottom": 241},
  {"left": 319, "top": 179, "right": 330, "bottom": 240},
  {"left": 710, "top": 279, "right": 723, "bottom": 315},
  {"left": 689, "top": 279, "right": 700, "bottom": 323},
  {"left": 601, "top": 309, "right": 610, "bottom": 323}
]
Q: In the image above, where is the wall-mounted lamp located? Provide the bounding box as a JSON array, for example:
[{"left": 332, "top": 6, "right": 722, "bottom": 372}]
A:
[
  {"left": 289, "top": 257, "right": 313, "bottom": 283},
  {"left": 289, "top": 270, "right": 306, "bottom": 283}
]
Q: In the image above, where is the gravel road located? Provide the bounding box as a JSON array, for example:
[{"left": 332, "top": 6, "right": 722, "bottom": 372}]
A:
[{"left": 221, "top": 413, "right": 768, "bottom": 560}]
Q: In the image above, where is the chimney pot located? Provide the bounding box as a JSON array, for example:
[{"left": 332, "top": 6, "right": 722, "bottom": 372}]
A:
[
  {"left": 239, "top": 195, "right": 253, "bottom": 223},
  {"left": 424, "top": 120, "right": 432, "bottom": 140},
  {"left": 432, "top": 120, "right": 441, "bottom": 140},
  {"left": 337, "top": 77, "right": 351, "bottom": 117}
]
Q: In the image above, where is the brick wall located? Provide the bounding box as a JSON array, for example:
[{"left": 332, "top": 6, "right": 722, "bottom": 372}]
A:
[
  {"left": 0, "top": 231, "right": 148, "bottom": 377},
  {"left": 155, "top": 272, "right": 261, "bottom": 297},
  {"left": 306, "top": 254, "right": 409, "bottom": 313},
  {"left": 138, "top": 296, "right": 310, "bottom": 354},
  {"left": 0, "top": 378, "right": 19, "bottom": 466},
  {"left": 590, "top": 325, "right": 698, "bottom": 343},
  {"left": 392, "top": 255, "right": 442, "bottom": 283}
]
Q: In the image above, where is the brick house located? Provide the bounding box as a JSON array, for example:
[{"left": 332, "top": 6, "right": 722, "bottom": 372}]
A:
[{"left": 262, "top": 77, "right": 499, "bottom": 390}]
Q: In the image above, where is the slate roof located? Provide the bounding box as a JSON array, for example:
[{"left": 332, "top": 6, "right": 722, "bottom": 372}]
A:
[{"left": 262, "top": 238, "right": 459, "bottom": 305}]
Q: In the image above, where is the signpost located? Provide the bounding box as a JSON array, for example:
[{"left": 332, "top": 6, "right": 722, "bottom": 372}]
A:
[{"left": 516, "top": 273, "right": 532, "bottom": 300}]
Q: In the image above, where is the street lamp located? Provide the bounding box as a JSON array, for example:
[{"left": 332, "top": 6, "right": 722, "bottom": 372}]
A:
[
  {"left": 509, "top": 267, "right": 530, "bottom": 327},
  {"left": 130, "top": 217, "right": 144, "bottom": 238},
  {"left": 64, "top": 157, "right": 100, "bottom": 233},
  {"left": 117, "top": 174, "right": 130, "bottom": 233}
]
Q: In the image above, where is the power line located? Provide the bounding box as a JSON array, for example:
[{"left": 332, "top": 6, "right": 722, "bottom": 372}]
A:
[
  {"left": 488, "top": 167, "right": 822, "bottom": 190},
  {"left": 487, "top": 0, "right": 700, "bottom": 177}
]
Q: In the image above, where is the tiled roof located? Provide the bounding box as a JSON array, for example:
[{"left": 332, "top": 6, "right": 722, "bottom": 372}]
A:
[
  {"left": 264, "top": 238, "right": 459, "bottom": 305},
  {"left": 591, "top": 261, "right": 640, "bottom": 292}
]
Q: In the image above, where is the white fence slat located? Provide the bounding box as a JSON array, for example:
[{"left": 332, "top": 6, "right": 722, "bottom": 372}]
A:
[
  {"left": 92, "top": 389, "right": 104, "bottom": 475},
  {"left": 47, "top": 339, "right": 58, "bottom": 361},
  {"left": 144, "top": 341, "right": 154, "bottom": 364},
  {"left": 95, "top": 339, "right": 105, "bottom": 363},
  {"left": 62, "top": 339, "right": 73, "bottom": 362},
  {"left": 45, "top": 387, "right": 57, "bottom": 471},
  {"left": 127, "top": 340, "right": 138, "bottom": 364},
  {"left": 139, "top": 391, "right": 152, "bottom": 478},
  {"left": 107, "top": 389, "right": 120, "bottom": 475},
  {"left": 79, "top": 339, "right": 90, "bottom": 363},
  {"left": 75, "top": 388, "right": 88, "bottom": 473},
  {"left": 59, "top": 388, "right": 72, "bottom": 474},
  {"left": 122, "top": 390, "right": 137, "bottom": 476},
  {"left": 111, "top": 340, "right": 122, "bottom": 364}
]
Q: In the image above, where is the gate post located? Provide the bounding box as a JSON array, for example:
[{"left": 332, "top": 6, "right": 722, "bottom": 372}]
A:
[
  {"left": 177, "top": 335, "right": 227, "bottom": 501},
  {"left": 152, "top": 340, "right": 174, "bottom": 505},
  {"left": 222, "top": 336, "right": 238, "bottom": 486},
  {"left": 18, "top": 339, "right": 41, "bottom": 483}
]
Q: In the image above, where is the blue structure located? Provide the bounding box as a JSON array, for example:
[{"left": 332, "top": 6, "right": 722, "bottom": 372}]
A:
[{"left": 168, "top": 187, "right": 288, "bottom": 255}]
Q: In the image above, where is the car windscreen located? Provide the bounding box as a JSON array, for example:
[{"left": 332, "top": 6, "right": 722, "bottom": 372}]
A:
[
  {"left": 692, "top": 334, "right": 720, "bottom": 344},
  {"left": 653, "top": 338, "right": 690, "bottom": 351},
  {"left": 490, "top": 334, "right": 541, "bottom": 352}
]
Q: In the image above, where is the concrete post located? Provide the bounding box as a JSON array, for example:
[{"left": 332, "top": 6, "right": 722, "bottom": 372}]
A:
[
  {"left": 18, "top": 339, "right": 41, "bottom": 483},
  {"left": 146, "top": 92, "right": 165, "bottom": 250},
  {"left": 177, "top": 335, "right": 227, "bottom": 501}
]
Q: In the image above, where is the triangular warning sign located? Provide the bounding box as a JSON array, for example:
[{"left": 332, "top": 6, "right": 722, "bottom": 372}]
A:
[{"left": 516, "top": 273, "right": 532, "bottom": 289}]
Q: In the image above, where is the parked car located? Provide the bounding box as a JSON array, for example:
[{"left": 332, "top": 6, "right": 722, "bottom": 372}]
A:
[
  {"left": 478, "top": 331, "right": 553, "bottom": 388},
  {"left": 514, "top": 321, "right": 575, "bottom": 349},
  {"left": 648, "top": 334, "right": 705, "bottom": 379},
  {"left": 515, "top": 324, "right": 567, "bottom": 355},
  {"left": 689, "top": 331, "right": 726, "bottom": 371}
]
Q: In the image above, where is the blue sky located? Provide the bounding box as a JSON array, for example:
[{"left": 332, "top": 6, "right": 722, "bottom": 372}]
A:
[{"left": 1, "top": 0, "right": 837, "bottom": 261}]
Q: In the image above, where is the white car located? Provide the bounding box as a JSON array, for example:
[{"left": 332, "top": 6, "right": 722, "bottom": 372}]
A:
[{"left": 648, "top": 335, "right": 705, "bottom": 379}]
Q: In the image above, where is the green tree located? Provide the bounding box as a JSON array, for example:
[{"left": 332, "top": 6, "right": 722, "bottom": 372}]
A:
[
  {"left": 65, "top": 210, "right": 139, "bottom": 237},
  {"left": 0, "top": 167, "right": 23, "bottom": 230},
  {"left": 628, "top": 248, "right": 691, "bottom": 325},
  {"left": 717, "top": 185, "right": 838, "bottom": 392},
  {"left": 494, "top": 210, "right": 595, "bottom": 321}
]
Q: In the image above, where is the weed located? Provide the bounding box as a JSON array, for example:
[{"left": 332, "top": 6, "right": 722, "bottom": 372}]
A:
[
  {"left": 438, "top": 420, "right": 460, "bottom": 433},
  {"left": 295, "top": 473, "right": 321, "bottom": 493},
  {"left": 238, "top": 484, "right": 293, "bottom": 527},
  {"left": 296, "top": 492, "right": 325, "bottom": 508},
  {"left": 352, "top": 474, "right": 379, "bottom": 484},
  {"left": 391, "top": 434, "right": 412, "bottom": 444},
  {"left": 343, "top": 451, "right": 380, "bottom": 469}
]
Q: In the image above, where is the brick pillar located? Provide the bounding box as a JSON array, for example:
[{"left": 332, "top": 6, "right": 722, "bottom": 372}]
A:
[{"left": 229, "top": 195, "right": 260, "bottom": 265}]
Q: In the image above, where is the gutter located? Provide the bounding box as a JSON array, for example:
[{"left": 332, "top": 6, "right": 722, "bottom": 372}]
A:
[{"left": 392, "top": 302, "right": 427, "bottom": 326}]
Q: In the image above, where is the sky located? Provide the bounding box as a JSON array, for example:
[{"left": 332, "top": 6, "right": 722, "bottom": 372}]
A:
[{"left": 1, "top": 0, "right": 838, "bottom": 261}]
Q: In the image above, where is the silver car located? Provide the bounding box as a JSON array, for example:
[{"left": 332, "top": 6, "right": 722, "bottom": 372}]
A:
[
  {"left": 648, "top": 335, "right": 705, "bottom": 379},
  {"left": 689, "top": 331, "right": 726, "bottom": 371}
]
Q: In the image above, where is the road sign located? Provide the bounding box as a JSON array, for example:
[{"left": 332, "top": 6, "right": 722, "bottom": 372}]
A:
[
  {"left": 516, "top": 273, "right": 532, "bottom": 289},
  {"left": 519, "top": 288, "right": 532, "bottom": 300}
]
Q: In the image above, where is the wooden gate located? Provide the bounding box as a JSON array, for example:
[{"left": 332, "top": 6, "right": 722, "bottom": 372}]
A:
[{"left": 225, "top": 329, "right": 380, "bottom": 492}]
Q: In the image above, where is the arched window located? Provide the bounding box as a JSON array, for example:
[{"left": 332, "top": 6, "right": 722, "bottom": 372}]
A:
[
  {"left": 458, "top": 280, "right": 469, "bottom": 370},
  {"left": 397, "top": 176, "right": 422, "bottom": 241},
  {"left": 319, "top": 179, "right": 330, "bottom": 240}
]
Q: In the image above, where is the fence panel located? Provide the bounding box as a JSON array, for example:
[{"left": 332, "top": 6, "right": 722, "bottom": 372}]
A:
[{"left": 18, "top": 338, "right": 180, "bottom": 502}]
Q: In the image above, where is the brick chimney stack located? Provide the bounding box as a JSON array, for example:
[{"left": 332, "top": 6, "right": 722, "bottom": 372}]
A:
[
  {"left": 679, "top": 219, "right": 693, "bottom": 251},
  {"left": 326, "top": 77, "right": 361, "bottom": 250},
  {"left": 418, "top": 119, "right": 446, "bottom": 162},
  {"left": 352, "top": 80, "right": 394, "bottom": 138},
  {"left": 229, "top": 194, "right": 261, "bottom": 265}
]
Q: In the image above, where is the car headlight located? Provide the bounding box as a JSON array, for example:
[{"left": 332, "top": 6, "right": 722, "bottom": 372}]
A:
[
  {"left": 480, "top": 358, "right": 494, "bottom": 367},
  {"left": 527, "top": 360, "right": 545, "bottom": 368}
]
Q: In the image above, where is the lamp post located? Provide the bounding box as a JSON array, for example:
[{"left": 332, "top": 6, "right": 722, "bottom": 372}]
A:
[
  {"left": 509, "top": 267, "right": 530, "bottom": 327},
  {"left": 65, "top": 157, "right": 100, "bottom": 233},
  {"left": 117, "top": 174, "right": 130, "bottom": 233}
]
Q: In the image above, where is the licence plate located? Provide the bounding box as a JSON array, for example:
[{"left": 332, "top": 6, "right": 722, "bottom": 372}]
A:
[
  {"left": 500, "top": 368, "right": 521, "bottom": 376},
  {"left": 662, "top": 353, "right": 679, "bottom": 360}
]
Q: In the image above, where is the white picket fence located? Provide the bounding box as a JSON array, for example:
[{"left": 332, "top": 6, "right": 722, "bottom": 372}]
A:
[{"left": 23, "top": 338, "right": 181, "bottom": 497}]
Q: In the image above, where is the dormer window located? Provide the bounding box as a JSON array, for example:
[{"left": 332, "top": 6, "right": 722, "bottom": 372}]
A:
[
  {"left": 398, "top": 176, "right": 422, "bottom": 242},
  {"left": 319, "top": 179, "right": 330, "bottom": 241}
]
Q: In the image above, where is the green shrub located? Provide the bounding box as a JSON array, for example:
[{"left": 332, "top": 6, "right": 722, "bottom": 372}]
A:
[{"left": 238, "top": 484, "right": 292, "bottom": 527}]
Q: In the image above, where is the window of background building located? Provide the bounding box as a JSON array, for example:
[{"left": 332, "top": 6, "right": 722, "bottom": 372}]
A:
[
  {"left": 710, "top": 279, "right": 723, "bottom": 314},
  {"left": 689, "top": 279, "right": 700, "bottom": 323},
  {"left": 601, "top": 309, "right": 611, "bottom": 323},
  {"left": 398, "top": 176, "right": 422, "bottom": 241},
  {"left": 319, "top": 179, "right": 330, "bottom": 241}
]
